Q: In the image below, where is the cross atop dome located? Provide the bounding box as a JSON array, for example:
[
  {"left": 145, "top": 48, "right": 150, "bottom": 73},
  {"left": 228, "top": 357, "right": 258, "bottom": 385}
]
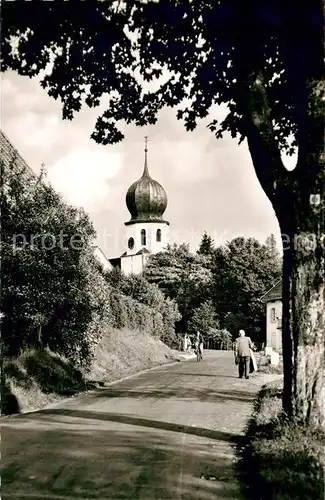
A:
[{"left": 143, "top": 135, "right": 149, "bottom": 177}]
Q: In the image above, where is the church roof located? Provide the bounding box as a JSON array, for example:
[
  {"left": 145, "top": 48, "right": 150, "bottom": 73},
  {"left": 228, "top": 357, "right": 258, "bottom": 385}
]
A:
[
  {"left": 125, "top": 138, "right": 169, "bottom": 226},
  {"left": 1, "top": 130, "right": 36, "bottom": 181},
  {"left": 93, "top": 245, "right": 113, "bottom": 271},
  {"left": 136, "top": 248, "right": 150, "bottom": 255},
  {"left": 93, "top": 245, "right": 110, "bottom": 260},
  {"left": 260, "top": 279, "right": 282, "bottom": 302},
  {"left": 120, "top": 248, "right": 150, "bottom": 257}
]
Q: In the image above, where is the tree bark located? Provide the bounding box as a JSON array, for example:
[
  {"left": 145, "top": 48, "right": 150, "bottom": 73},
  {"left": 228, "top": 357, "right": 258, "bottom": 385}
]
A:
[{"left": 277, "top": 198, "right": 325, "bottom": 427}]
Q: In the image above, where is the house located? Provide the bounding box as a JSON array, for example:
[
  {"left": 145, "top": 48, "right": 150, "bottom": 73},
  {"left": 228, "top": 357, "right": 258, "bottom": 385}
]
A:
[
  {"left": 261, "top": 279, "right": 282, "bottom": 353},
  {"left": 93, "top": 246, "right": 114, "bottom": 272}
]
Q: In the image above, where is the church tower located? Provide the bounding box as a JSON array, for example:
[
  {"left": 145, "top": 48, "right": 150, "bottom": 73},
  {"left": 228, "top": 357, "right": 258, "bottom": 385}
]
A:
[{"left": 120, "top": 137, "right": 169, "bottom": 274}]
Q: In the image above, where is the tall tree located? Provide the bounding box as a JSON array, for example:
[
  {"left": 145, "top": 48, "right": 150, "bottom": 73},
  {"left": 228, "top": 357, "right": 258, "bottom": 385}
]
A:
[
  {"left": 2, "top": 1, "right": 324, "bottom": 425},
  {"left": 265, "top": 234, "right": 281, "bottom": 265},
  {"left": 211, "top": 237, "right": 281, "bottom": 341},
  {"left": 144, "top": 243, "right": 212, "bottom": 332},
  {"left": 197, "top": 231, "right": 215, "bottom": 256},
  {"left": 207, "top": 328, "right": 232, "bottom": 350},
  {"left": 1, "top": 152, "right": 96, "bottom": 362},
  {"left": 188, "top": 300, "right": 218, "bottom": 337}
]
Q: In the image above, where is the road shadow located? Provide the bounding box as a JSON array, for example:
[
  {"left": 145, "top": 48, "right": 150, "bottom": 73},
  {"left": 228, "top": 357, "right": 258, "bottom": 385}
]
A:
[
  {"left": 168, "top": 373, "right": 239, "bottom": 378},
  {"left": 1, "top": 415, "right": 242, "bottom": 499},
  {"left": 23, "top": 408, "right": 238, "bottom": 443},
  {"left": 91, "top": 387, "right": 256, "bottom": 404}
]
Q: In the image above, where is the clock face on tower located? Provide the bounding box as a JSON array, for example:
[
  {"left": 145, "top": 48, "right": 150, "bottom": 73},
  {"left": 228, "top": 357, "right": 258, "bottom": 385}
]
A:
[{"left": 128, "top": 237, "right": 135, "bottom": 250}]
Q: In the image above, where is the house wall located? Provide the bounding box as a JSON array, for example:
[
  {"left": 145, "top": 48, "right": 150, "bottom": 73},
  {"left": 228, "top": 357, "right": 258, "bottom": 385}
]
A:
[
  {"left": 93, "top": 247, "right": 113, "bottom": 272},
  {"left": 266, "top": 299, "right": 283, "bottom": 353},
  {"left": 121, "top": 253, "right": 150, "bottom": 275}
]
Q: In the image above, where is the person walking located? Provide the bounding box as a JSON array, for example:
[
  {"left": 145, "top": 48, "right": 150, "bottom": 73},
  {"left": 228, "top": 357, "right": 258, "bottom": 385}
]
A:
[
  {"left": 195, "top": 331, "right": 204, "bottom": 361},
  {"left": 234, "top": 329, "right": 254, "bottom": 379}
]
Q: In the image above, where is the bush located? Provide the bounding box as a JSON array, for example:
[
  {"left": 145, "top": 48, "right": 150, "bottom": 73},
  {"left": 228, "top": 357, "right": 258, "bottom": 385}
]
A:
[
  {"left": 256, "top": 353, "right": 283, "bottom": 374},
  {"left": 104, "top": 270, "right": 180, "bottom": 346},
  {"left": 19, "top": 348, "right": 86, "bottom": 395},
  {"left": 1, "top": 152, "right": 97, "bottom": 364},
  {"left": 239, "top": 381, "right": 325, "bottom": 499}
]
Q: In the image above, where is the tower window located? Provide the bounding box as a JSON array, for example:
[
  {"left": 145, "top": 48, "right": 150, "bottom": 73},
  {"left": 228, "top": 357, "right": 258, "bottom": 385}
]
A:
[
  {"left": 156, "top": 229, "right": 161, "bottom": 242},
  {"left": 128, "top": 237, "right": 135, "bottom": 250},
  {"left": 141, "top": 229, "right": 146, "bottom": 246}
]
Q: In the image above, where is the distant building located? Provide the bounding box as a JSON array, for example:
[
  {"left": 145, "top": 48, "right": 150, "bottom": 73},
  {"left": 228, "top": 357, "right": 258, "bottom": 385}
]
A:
[
  {"left": 107, "top": 137, "right": 170, "bottom": 275},
  {"left": 93, "top": 246, "right": 113, "bottom": 272},
  {"left": 261, "top": 279, "right": 282, "bottom": 353}
]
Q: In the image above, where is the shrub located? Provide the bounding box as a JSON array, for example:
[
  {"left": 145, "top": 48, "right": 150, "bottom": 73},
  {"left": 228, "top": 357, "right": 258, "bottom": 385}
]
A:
[
  {"left": 256, "top": 353, "right": 283, "bottom": 374},
  {"left": 104, "top": 270, "right": 180, "bottom": 345},
  {"left": 20, "top": 348, "right": 86, "bottom": 395},
  {"left": 1, "top": 153, "right": 97, "bottom": 364}
]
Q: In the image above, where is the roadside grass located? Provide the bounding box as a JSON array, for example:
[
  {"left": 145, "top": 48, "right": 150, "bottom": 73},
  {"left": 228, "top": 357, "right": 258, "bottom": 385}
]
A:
[
  {"left": 238, "top": 379, "right": 325, "bottom": 500},
  {"left": 1, "top": 348, "right": 92, "bottom": 415},
  {"left": 1, "top": 328, "right": 178, "bottom": 416},
  {"left": 86, "top": 327, "right": 177, "bottom": 383}
]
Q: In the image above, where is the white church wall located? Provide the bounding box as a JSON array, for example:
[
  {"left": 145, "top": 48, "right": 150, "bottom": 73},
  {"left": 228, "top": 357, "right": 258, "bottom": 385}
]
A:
[
  {"left": 124, "top": 221, "right": 169, "bottom": 256},
  {"left": 121, "top": 253, "right": 150, "bottom": 275}
]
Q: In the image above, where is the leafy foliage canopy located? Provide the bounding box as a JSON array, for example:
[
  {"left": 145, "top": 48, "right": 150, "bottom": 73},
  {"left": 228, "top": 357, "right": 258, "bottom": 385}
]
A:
[{"left": 2, "top": 0, "right": 321, "bottom": 153}]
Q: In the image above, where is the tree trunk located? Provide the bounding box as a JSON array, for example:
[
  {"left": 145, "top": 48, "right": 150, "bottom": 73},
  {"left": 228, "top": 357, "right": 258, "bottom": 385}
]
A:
[
  {"left": 277, "top": 198, "right": 325, "bottom": 428},
  {"left": 241, "top": 3, "right": 325, "bottom": 428}
]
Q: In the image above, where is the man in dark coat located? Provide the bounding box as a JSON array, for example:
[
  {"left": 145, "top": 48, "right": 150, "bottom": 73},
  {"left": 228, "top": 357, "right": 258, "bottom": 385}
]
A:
[{"left": 234, "top": 329, "right": 254, "bottom": 379}]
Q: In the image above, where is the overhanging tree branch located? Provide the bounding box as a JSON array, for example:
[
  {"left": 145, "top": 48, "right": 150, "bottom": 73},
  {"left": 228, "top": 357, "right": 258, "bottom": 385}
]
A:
[
  {"left": 278, "top": 1, "right": 325, "bottom": 186},
  {"left": 239, "top": 73, "right": 293, "bottom": 205}
]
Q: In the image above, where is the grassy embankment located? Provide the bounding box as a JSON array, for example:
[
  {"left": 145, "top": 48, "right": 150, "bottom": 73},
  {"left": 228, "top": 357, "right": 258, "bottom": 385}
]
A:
[
  {"left": 239, "top": 378, "right": 325, "bottom": 500},
  {"left": 1, "top": 327, "right": 179, "bottom": 416}
]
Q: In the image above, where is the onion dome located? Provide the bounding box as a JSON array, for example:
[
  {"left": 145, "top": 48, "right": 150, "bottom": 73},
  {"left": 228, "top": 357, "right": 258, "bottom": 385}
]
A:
[{"left": 125, "top": 137, "right": 169, "bottom": 225}]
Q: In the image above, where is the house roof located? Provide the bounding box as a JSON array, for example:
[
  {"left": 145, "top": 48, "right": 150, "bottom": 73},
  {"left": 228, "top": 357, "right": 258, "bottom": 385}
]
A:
[
  {"left": 93, "top": 245, "right": 110, "bottom": 261},
  {"left": 260, "top": 279, "right": 282, "bottom": 302},
  {"left": 120, "top": 247, "right": 150, "bottom": 258},
  {"left": 136, "top": 247, "right": 150, "bottom": 255},
  {"left": 1, "top": 130, "right": 39, "bottom": 182}
]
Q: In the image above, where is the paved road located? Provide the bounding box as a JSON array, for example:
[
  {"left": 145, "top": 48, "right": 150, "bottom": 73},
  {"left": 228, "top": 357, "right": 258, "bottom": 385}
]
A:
[{"left": 1, "top": 351, "right": 281, "bottom": 500}]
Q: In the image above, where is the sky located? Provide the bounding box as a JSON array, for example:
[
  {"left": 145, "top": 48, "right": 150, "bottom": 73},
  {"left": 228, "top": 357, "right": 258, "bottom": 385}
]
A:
[{"left": 1, "top": 70, "right": 292, "bottom": 258}]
